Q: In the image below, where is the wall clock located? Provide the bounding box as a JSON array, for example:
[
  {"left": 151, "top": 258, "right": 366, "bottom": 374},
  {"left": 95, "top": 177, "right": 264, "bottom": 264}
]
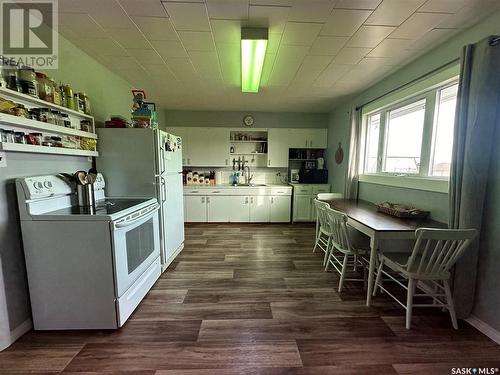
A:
[{"left": 243, "top": 115, "right": 254, "bottom": 127}]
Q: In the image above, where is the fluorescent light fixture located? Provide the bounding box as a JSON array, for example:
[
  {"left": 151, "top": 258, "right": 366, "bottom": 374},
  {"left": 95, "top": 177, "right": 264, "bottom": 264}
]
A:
[{"left": 241, "top": 28, "right": 268, "bottom": 93}]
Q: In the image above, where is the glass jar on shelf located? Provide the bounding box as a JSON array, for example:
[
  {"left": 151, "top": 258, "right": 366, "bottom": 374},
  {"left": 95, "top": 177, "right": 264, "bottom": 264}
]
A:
[
  {"left": 51, "top": 78, "right": 61, "bottom": 105},
  {"left": 1, "top": 129, "right": 15, "bottom": 143},
  {"left": 14, "top": 131, "right": 26, "bottom": 144},
  {"left": 18, "top": 66, "right": 38, "bottom": 97},
  {"left": 80, "top": 119, "right": 92, "bottom": 132},
  {"left": 78, "top": 92, "right": 91, "bottom": 115},
  {"left": 35, "top": 72, "right": 53, "bottom": 102},
  {"left": 26, "top": 132, "right": 42, "bottom": 145},
  {"left": 61, "top": 113, "right": 71, "bottom": 128}
]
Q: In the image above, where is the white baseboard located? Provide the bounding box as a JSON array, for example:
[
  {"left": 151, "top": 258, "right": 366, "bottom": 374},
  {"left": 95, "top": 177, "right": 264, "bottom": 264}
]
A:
[
  {"left": 0, "top": 319, "right": 32, "bottom": 351},
  {"left": 466, "top": 315, "right": 500, "bottom": 345}
]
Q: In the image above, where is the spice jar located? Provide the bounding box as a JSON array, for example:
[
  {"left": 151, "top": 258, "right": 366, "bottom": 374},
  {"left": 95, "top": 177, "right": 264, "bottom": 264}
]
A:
[
  {"left": 50, "top": 79, "right": 61, "bottom": 105},
  {"left": 13, "top": 104, "right": 30, "bottom": 118},
  {"left": 59, "top": 84, "right": 66, "bottom": 107},
  {"left": 29, "top": 108, "right": 41, "bottom": 121},
  {"left": 78, "top": 92, "right": 91, "bottom": 115},
  {"left": 61, "top": 113, "right": 71, "bottom": 128},
  {"left": 18, "top": 66, "right": 38, "bottom": 97},
  {"left": 14, "top": 131, "right": 26, "bottom": 144},
  {"left": 2, "top": 129, "right": 15, "bottom": 143},
  {"left": 52, "top": 110, "right": 63, "bottom": 126},
  {"left": 35, "top": 72, "right": 53, "bottom": 102},
  {"left": 63, "top": 85, "right": 75, "bottom": 110},
  {"left": 50, "top": 136, "right": 62, "bottom": 147},
  {"left": 74, "top": 93, "right": 83, "bottom": 112},
  {"left": 80, "top": 119, "right": 92, "bottom": 132},
  {"left": 3, "top": 65, "right": 21, "bottom": 92},
  {"left": 26, "top": 132, "right": 42, "bottom": 145},
  {"left": 45, "top": 109, "right": 56, "bottom": 125}
]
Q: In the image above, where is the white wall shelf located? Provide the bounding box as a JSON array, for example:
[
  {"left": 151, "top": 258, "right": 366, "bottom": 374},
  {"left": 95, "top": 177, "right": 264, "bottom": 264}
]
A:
[
  {"left": 0, "top": 113, "right": 97, "bottom": 139},
  {"left": 0, "top": 142, "right": 99, "bottom": 157},
  {"left": 230, "top": 140, "right": 267, "bottom": 143},
  {"left": 230, "top": 152, "right": 267, "bottom": 155},
  {"left": 0, "top": 87, "right": 93, "bottom": 120}
]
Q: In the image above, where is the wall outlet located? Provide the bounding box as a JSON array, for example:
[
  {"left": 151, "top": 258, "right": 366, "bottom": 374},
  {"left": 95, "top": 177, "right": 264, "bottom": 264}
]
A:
[{"left": 0, "top": 152, "right": 6, "bottom": 167}]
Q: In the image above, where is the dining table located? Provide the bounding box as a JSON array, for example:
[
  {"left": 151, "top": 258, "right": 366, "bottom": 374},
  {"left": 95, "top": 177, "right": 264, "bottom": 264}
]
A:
[{"left": 325, "top": 199, "right": 447, "bottom": 306}]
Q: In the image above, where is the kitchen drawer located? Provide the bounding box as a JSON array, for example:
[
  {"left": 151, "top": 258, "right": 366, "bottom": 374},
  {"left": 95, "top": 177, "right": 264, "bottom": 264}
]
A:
[
  {"left": 270, "top": 188, "right": 292, "bottom": 196},
  {"left": 184, "top": 189, "right": 206, "bottom": 195},
  {"left": 312, "top": 185, "right": 331, "bottom": 194},
  {"left": 293, "top": 185, "right": 313, "bottom": 195}
]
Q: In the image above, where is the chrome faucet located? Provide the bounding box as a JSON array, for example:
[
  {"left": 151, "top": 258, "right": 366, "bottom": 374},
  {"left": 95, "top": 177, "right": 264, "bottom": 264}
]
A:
[{"left": 243, "top": 165, "right": 253, "bottom": 185}]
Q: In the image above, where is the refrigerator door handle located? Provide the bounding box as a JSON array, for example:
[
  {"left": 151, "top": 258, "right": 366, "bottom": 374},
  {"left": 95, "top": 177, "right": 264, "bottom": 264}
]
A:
[
  {"left": 161, "top": 177, "right": 167, "bottom": 203},
  {"left": 160, "top": 148, "right": 166, "bottom": 174}
]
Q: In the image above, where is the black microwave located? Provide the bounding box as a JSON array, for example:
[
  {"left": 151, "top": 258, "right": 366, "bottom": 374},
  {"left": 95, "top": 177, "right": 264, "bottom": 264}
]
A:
[{"left": 299, "top": 169, "right": 328, "bottom": 183}]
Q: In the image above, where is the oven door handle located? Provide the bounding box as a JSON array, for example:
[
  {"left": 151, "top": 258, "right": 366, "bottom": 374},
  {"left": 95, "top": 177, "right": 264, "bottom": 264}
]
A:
[{"left": 114, "top": 204, "right": 160, "bottom": 229}]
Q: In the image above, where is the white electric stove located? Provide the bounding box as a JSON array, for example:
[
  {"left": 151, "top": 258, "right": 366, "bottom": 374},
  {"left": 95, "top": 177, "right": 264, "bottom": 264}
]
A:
[{"left": 16, "top": 173, "right": 161, "bottom": 330}]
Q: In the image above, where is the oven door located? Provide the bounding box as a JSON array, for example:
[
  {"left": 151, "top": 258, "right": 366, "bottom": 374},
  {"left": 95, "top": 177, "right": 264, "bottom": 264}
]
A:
[{"left": 112, "top": 203, "right": 160, "bottom": 297}]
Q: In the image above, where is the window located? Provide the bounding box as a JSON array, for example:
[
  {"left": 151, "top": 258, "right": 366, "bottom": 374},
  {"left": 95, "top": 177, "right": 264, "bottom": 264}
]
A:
[
  {"left": 362, "top": 81, "right": 458, "bottom": 179},
  {"left": 384, "top": 99, "right": 426, "bottom": 174}
]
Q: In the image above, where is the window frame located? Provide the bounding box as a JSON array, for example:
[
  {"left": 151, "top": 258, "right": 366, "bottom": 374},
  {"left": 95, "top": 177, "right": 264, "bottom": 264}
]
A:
[{"left": 358, "top": 78, "right": 459, "bottom": 193}]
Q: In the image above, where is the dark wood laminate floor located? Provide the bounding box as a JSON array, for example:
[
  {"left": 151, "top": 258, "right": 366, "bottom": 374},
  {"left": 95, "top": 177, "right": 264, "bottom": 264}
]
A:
[{"left": 2, "top": 223, "right": 499, "bottom": 374}]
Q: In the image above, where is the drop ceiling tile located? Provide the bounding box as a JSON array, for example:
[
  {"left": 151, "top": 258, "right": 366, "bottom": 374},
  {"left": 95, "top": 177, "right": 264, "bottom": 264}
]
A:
[
  {"left": 364, "top": 0, "right": 426, "bottom": 26},
  {"left": 418, "top": 0, "right": 469, "bottom": 14},
  {"left": 151, "top": 40, "right": 188, "bottom": 58},
  {"left": 293, "top": 55, "right": 332, "bottom": 84},
  {"left": 309, "top": 36, "right": 349, "bottom": 55},
  {"left": 144, "top": 63, "right": 177, "bottom": 79},
  {"left": 260, "top": 53, "right": 277, "bottom": 85},
  {"left": 282, "top": 22, "right": 323, "bottom": 46},
  {"left": 407, "top": 28, "right": 456, "bottom": 50},
  {"left": 189, "top": 51, "right": 223, "bottom": 81},
  {"left": 390, "top": 12, "right": 449, "bottom": 39},
  {"left": 321, "top": 9, "right": 372, "bottom": 36},
  {"left": 332, "top": 47, "right": 371, "bottom": 64},
  {"left": 334, "top": 0, "right": 382, "bottom": 9},
  {"left": 347, "top": 25, "right": 396, "bottom": 47},
  {"left": 217, "top": 44, "right": 241, "bottom": 85},
  {"left": 211, "top": 20, "right": 241, "bottom": 45},
  {"left": 59, "top": 13, "right": 105, "bottom": 38},
  {"left": 288, "top": 0, "right": 335, "bottom": 22},
  {"left": 268, "top": 45, "right": 309, "bottom": 86},
  {"left": 248, "top": 4, "right": 290, "bottom": 33},
  {"left": 358, "top": 56, "right": 396, "bottom": 68},
  {"left": 80, "top": 37, "right": 129, "bottom": 56},
  {"left": 206, "top": 0, "right": 249, "bottom": 20},
  {"left": 249, "top": 0, "right": 294, "bottom": 5},
  {"left": 167, "top": 58, "right": 200, "bottom": 82},
  {"left": 119, "top": 0, "right": 169, "bottom": 17},
  {"left": 89, "top": 2, "right": 133, "bottom": 29},
  {"left": 126, "top": 48, "right": 165, "bottom": 66},
  {"left": 105, "top": 27, "right": 150, "bottom": 49},
  {"left": 162, "top": 2, "right": 210, "bottom": 31},
  {"left": 266, "top": 33, "right": 282, "bottom": 54},
  {"left": 314, "top": 63, "right": 352, "bottom": 87},
  {"left": 367, "top": 38, "right": 411, "bottom": 57},
  {"left": 132, "top": 17, "right": 178, "bottom": 41},
  {"left": 103, "top": 55, "right": 142, "bottom": 70},
  {"left": 178, "top": 31, "right": 216, "bottom": 51}
]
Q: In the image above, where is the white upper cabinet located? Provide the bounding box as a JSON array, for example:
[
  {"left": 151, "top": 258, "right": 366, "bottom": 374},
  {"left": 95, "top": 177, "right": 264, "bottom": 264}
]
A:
[
  {"left": 289, "top": 128, "right": 327, "bottom": 149},
  {"left": 267, "top": 128, "right": 289, "bottom": 168}
]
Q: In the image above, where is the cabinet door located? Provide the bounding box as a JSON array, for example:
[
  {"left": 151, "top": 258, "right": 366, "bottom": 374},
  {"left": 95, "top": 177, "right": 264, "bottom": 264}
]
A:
[
  {"left": 207, "top": 196, "right": 230, "bottom": 222},
  {"left": 249, "top": 196, "right": 271, "bottom": 222},
  {"left": 270, "top": 195, "right": 291, "bottom": 222},
  {"left": 267, "top": 128, "right": 289, "bottom": 168},
  {"left": 184, "top": 195, "right": 207, "bottom": 222},
  {"left": 229, "top": 196, "right": 250, "bottom": 222},
  {"left": 308, "top": 129, "right": 328, "bottom": 148},
  {"left": 205, "top": 128, "right": 230, "bottom": 167},
  {"left": 293, "top": 194, "right": 312, "bottom": 222},
  {"left": 288, "top": 129, "right": 310, "bottom": 149}
]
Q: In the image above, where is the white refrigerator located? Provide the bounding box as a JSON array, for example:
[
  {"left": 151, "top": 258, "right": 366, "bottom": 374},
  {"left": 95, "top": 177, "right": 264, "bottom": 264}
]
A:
[{"left": 97, "top": 128, "right": 184, "bottom": 270}]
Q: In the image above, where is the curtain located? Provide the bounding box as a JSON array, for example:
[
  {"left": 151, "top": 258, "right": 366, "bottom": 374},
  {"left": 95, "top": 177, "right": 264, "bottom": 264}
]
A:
[
  {"left": 344, "top": 106, "right": 362, "bottom": 199},
  {"left": 449, "top": 36, "right": 500, "bottom": 318}
]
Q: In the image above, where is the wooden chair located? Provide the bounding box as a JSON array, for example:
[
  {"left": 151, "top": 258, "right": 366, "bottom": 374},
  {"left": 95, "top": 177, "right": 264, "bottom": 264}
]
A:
[
  {"left": 312, "top": 199, "right": 333, "bottom": 266},
  {"left": 314, "top": 193, "right": 343, "bottom": 253},
  {"left": 373, "top": 228, "right": 477, "bottom": 329},
  {"left": 324, "top": 206, "right": 369, "bottom": 292}
]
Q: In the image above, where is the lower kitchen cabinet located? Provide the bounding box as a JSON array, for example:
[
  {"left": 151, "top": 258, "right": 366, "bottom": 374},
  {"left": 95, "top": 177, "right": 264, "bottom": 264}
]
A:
[
  {"left": 270, "top": 196, "right": 291, "bottom": 222},
  {"left": 250, "top": 196, "right": 271, "bottom": 222},
  {"left": 207, "top": 196, "right": 250, "bottom": 222},
  {"left": 184, "top": 195, "right": 207, "bottom": 222},
  {"left": 293, "top": 195, "right": 313, "bottom": 221}
]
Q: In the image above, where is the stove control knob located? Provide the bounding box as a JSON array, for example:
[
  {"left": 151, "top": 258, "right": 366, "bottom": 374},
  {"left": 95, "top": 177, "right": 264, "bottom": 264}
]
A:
[
  {"left": 43, "top": 180, "right": 53, "bottom": 188},
  {"left": 33, "top": 181, "right": 43, "bottom": 190}
]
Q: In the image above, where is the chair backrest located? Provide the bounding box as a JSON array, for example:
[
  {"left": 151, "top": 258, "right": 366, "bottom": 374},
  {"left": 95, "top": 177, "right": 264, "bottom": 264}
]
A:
[
  {"left": 325, "top": 206, "right": 352, "bottom": 253},
  {"left": 406, "top": 228, "right": 478, "bottom": 276},
  {"left": 314, "top": 199, "right": 331, "bottom": 233},
  {"left": 317, "top": 193, "right": 344, "bottom": 201}
]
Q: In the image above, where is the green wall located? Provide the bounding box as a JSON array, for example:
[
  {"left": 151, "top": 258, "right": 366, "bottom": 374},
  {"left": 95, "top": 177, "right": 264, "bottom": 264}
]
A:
[
  {"left": 327, "top": 9, "right": 500, "bottom": 332},
  {"left": 163, "top": 110, "right": 329, "bottom": 129}
]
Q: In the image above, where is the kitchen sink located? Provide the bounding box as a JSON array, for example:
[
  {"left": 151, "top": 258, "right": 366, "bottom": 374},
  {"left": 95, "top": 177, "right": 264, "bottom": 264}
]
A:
[{"left": 235, "top": 184, "right": 267, "bottom": 187}]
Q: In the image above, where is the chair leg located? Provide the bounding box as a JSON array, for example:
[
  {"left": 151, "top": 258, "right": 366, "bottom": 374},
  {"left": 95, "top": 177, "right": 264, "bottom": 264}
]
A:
[
  {"left": 406, "top": 278, "right": 415, "bottom": 330},
  {"left": 313, "top": 220, "right": 319, "bottom": 253},
  {"left": 443, "top": 280, "right": 458, "bottom": 330},
  {"left": 338, "top": 254, "right": 349, "bottom": 293},
  {"left": 353, "top": 255, "right": 358, "bottom": 272},
  {"left": 372, "top": 258, "right": 384, "bottom": 296},
  {"left": 323, "top": 237, "right": 331, "bottom": 268}
]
